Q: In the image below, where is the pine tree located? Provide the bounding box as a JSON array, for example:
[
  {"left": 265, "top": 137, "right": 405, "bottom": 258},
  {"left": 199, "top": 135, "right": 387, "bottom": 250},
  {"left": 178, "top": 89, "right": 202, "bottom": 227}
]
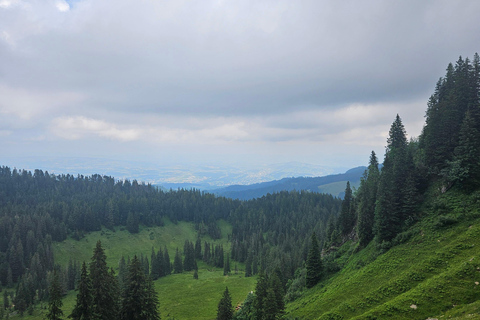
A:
[
  {"left": 173, "top": 248, "right": 183, "bottom": 274},
  {"left": 375, "top": 115, "right": 409, "bottom": 243},
  {"left": 69, "top": 262, "right": 92, "bottom": 320},
  {"left": 357, "top": 151, "right": 380, "bottom": 247},
  {"left": 89, "top": 241, "right": 119, "bottom": 320},
  {"left": 121, "top": 255, "right": 161, "bottom": 320},
  {"left": 120, "top": 256, "right": 144, "bottom": 320},
  {"left": 306, "top": 232, "right": 322, "bottom": 288},
  {"left": 143, "top": 276, "right": 160, "bottom": 320},
  {"left": 163, "top": 247, "right": 171, "bottom": 275},
  {"left": 46, "top": 270, "right": 64, "bottom": 320},
  {"left": 223, "top": 254, "right": 230, "bottom": 276},
  {"left": 338, "top": 182, "right": 355, "bottom": 236},
  {"left": 150, "top": 248, "right": 159, "bottom": 280},
  {"left": 253, "top": 273, "right": 268, "bottom": 320},
  {"left": 269, "top": 273, "right": 285, "bottom": 318},
  {"left": 216, "top": 287, "right": 233, "bottom": 320}
]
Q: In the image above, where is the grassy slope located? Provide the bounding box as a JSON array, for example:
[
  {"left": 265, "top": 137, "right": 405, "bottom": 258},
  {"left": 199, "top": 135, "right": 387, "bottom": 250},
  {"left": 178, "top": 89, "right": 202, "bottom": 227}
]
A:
[
  {"left": 3, "top": 219, "right": 256, "bottom": 320},
  {"left": 317, "top": 181, "right": 361, "bottom": 198},
  {"left": 288, "top": 189, "right": 480, "bottom": 320}
]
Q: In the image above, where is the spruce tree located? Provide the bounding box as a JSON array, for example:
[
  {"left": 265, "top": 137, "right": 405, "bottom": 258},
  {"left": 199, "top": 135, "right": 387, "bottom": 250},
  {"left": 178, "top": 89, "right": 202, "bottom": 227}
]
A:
[
  {"left": 89, "top": 241, "right": 119, "bottom": 320},
  {"left": 338, "top": 182, "right": 354, "bottom": 236},
  {"left": 253, "top": 272, "right": 268, "bottom": 320},
  {"left": 216, "top": 287, "right": 233, "bottom": 320},
  {"left": 143, "top": 276, "right": 160, "bottom": 320},
  {"left": 120, "top": 256, "right": 145, "bottom": 320},
  {"left": 223, "top": 254, "right": 230, "bottom": 276},
  {"left": 306, "top": 232, "right": 322, "bottom": 288},
  {"left": 69, "top": 262, "right": 92, "bottom": 320},
  {"left": 357, "top": 151, "right": 380, "bottom": 247},
  {"left": 173, "top": 248, "right": 183, "bottom": 274},
  {"left": 375, "top": 115, "right": 409, "bottom": 243},
  {"left": 46, "top": 270, "right": 64, "bottom": 320}
]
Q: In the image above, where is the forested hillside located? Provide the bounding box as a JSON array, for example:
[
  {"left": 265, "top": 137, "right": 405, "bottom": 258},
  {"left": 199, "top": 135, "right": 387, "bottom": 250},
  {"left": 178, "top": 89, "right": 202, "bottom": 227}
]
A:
[
  {"left": 0, "top": 162, "right": 341, "bottom": 318},
  {"left": 212, "top": 166, "right": 365, "bottom": 200}
]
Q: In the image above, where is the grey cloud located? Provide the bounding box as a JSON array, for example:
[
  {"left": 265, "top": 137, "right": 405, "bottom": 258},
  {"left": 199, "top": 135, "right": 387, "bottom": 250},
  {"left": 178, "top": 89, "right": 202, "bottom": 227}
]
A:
[{"left": 1, "top": 0, "right": 480, "bottom": 169}]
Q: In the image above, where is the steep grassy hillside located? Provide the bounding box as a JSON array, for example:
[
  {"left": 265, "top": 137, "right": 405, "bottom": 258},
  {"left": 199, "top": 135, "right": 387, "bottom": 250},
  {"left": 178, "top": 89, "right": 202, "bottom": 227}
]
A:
[{"left": 287, "top": 189, "right": 480, "bottom": 320}]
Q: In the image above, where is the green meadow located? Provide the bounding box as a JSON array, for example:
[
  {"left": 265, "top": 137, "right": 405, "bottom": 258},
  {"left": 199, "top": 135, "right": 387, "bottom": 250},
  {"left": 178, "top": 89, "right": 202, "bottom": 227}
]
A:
[{"left": 2, "top": 219, "right": 256, "bottom": 320}]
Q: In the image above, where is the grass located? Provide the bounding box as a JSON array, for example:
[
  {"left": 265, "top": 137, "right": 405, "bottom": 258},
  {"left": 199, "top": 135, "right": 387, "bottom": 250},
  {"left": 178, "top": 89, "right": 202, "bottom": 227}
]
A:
[
  {"left": 318, "top": 181, "right": 361, "bottom": 198},
  {"left": 53, "top": 218, "right": 232, "bottom": 269},
  {"left": 4, "top": 218, "right": 253, "bottom": 320},
  {"left": 156, "top": 265, "right": 256, "bottom": 319},
  {"left": 287, "top": 189, "right": 480, "bottom": 320}
]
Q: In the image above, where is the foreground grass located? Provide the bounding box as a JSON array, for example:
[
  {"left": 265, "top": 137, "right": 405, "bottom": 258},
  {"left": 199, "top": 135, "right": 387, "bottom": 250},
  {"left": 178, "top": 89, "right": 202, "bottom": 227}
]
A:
[
  {"left": 288, "top": 190, "right": 480, "bottom": 320},
  {"left": 157, "top": 266, "right": 256, "bottom": 320},
  {"left": 3, "top": 219, "right": 252, "bottom": 320}
]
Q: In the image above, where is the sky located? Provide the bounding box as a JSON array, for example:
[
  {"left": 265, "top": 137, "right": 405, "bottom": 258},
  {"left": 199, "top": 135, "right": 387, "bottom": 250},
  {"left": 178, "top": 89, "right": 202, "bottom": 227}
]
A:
[{"left": 1, "top": 0, "right": 480, "bottom": 174}]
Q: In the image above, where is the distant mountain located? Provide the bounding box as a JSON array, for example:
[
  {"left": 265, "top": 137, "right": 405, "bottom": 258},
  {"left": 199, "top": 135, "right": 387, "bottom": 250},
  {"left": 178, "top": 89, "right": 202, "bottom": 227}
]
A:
[
  {"left": 212, "top": 166, "right": 366, "bottom": 200},
  {"left": 1, "top": 156, "right": 345, "bottom": 189}
]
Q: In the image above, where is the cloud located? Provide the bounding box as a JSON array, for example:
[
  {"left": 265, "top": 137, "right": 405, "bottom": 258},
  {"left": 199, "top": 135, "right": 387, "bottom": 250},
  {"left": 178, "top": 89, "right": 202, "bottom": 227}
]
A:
[
  {"left": 1, "top": 0, "right": 480, "bottom": 169},
  {"left": 0, "top": 85, "right": 83, "bottom": 120},
  {"left": 51, "top": 116, "right": 140, "bottom": 141}
]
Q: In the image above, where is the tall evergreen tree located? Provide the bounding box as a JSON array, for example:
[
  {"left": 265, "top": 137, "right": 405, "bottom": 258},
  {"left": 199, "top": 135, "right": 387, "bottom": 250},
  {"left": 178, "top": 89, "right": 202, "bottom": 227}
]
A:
[
  {"left": 216, "top": 287, "right": 233, "bottom": 320},
  {"left": 89, "top": 241, "right": 119, "bottom": 320},
  {"left": 120, "top": 256, "right": 145, "bottom": 320},
  {"left": 46, "top": 270, "right": 63, "bottom": 320},
  {"left": 338, "top": 182, "right": 355, "bottom": 236},
  {"left": 253, "top": 273, "right": 268, "bottom": 320},
  {"left": 143, "top": 276, "right": 160, "bottom": 320},
  {"left": 69, "top": 262, "right": 92, "bottom": 320},
  {"left": 306, "top": 232, "right": 322, "bottom": 288},
  {"left": 375, "top": 115, "right": 409, "bottom": 243},
  {"left": 223, "top": 254, "right": 231, "bottom": 276},
  {"left": 163, "top": 247, "right": 171, "bottom": 275},
  {"left": 357, "top": 151, "right": 380, "bottom": 247},
  {"left": 173, "top": 248, "right": 183, "bottom": 274}
]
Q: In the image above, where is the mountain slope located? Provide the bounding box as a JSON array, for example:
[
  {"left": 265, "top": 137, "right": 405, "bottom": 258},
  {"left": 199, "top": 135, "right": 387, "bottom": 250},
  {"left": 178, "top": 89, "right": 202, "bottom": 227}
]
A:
[
  {"left": 213, "top": 166, "right": 366, "bottom": 200},
  {"left": 287, "top": 189, "right": 480, "bottom": 320}
]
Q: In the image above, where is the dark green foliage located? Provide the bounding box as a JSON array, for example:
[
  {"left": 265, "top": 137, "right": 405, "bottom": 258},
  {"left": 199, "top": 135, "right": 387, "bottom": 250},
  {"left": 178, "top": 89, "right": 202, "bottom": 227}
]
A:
[
  {"left": 89, "top": 241, "right": 119, "bottom": 320},
  {"left": 442, "top": 111, "right": 480, "bottom": 189},
  {"left": 69, "top": 262, "right": 93, "bottom": 320},
  {"left": 3, "top": 289, "right": 9, "bottom": 310},
  {"left": 120, "top": 256, "right": 150, "bottom": 320},
  {"left": 183, "top": 240, "right": 195, "bottom": 271},
  {"left": 268, "top": 273, "right": 285, "bottom": 319},
  {"left": 46, "top": 270, "right": 64, "bottom": 320},
  {"left": 338, "top": 182, "right": 355, "bottom": 236},
  {"left": 254, "top": 273, "right": 268, "bottom": 319},
  {"left": 173, "top": 248, "right": 183, "bottom": 274},
  {"left": 374, "top": 115, "right": 411, "bottom": 243},
  {"left": 356, "top": 151, "right": 380, "bottom": 247},
  {"left": 126, "top": 212, "right": 139, "bottom": 234},
  {"left": 306, "top": 232, "right": 322, "bottom": 288},
  {"left": 223, "top": 254, "right": 230, "bottom": 276},
  {"left": 163, "top": 247, "right": 171, "bottom": 275},
  {"left": 216, "top": 287, "right": 233, "bottom": 320},
  {"left": 195, "top": 237, "right": 202, "bottom": 260}
]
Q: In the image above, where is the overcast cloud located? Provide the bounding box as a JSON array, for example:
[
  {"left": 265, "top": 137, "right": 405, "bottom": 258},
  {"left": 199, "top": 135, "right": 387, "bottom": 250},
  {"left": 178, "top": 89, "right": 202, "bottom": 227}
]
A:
[{"left": 1, "top": 0, "right": 480, "bottom": 172}]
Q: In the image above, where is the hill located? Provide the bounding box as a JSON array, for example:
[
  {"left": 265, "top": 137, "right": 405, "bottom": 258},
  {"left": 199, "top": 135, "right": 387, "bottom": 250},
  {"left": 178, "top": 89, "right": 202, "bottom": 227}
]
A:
[
  {"left": 287, "top": 189, "right": 480, "bottom": 319},
  {"left": 212, "top": 166, "right": 366, "bottom": 200}
]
